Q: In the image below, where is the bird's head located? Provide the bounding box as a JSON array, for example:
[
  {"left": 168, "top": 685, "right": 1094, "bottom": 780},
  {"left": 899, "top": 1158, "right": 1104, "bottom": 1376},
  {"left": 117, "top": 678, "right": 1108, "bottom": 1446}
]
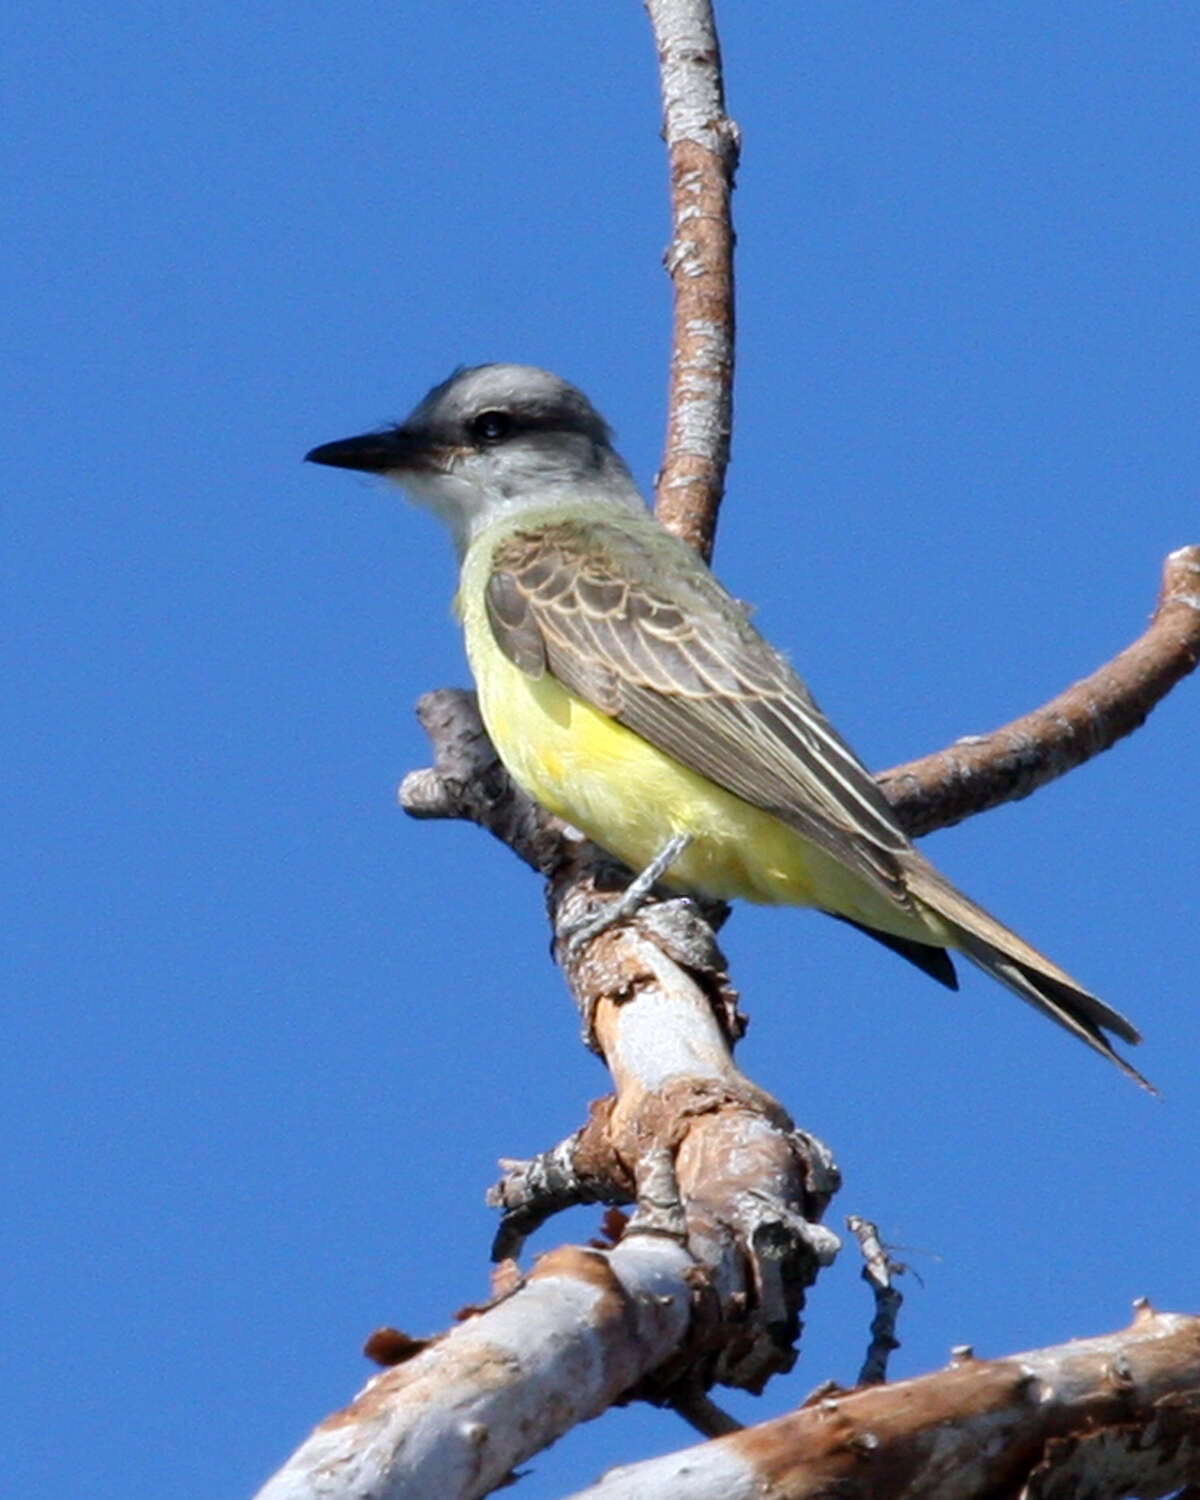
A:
[{"left": 306, "top": 364, "right": 643, "bottom": 551}]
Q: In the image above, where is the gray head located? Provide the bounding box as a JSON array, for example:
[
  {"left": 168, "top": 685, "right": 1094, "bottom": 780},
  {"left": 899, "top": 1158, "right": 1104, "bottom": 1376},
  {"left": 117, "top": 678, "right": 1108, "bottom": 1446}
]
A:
[{"left": 306, "top": 364, "right": 645, "bottom": 552}]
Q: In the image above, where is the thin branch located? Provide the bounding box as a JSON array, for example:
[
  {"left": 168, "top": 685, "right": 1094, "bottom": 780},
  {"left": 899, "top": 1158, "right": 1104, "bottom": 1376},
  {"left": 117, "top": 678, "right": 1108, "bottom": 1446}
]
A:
[
  {"left": 398, "top": 688, "right": 566, "bottom": 878},
  {"left": 488, "top": 1101, "right": 634, "bottom": 1262},
  {"left": 646, "top": 0, "right": 740, "bottom": 560},
  {"left": 671, "top": 1385, "right": 745, "bottom": 1438},
  {"left": 846, "top": 1215, "right": 903, "bottom": 1386},
  {"left": 878, "top": 544, "right": 1200, "bottom": 836}
]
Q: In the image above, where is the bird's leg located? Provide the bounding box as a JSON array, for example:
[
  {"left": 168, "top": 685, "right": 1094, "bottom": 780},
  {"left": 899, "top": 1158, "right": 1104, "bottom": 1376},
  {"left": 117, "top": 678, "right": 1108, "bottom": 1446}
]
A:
[
  {"left": 610, "top": 832, "right": 692, "bottom": 918},
  {"left": 560, "top": 833, "right": 692, "bottom": 952}
]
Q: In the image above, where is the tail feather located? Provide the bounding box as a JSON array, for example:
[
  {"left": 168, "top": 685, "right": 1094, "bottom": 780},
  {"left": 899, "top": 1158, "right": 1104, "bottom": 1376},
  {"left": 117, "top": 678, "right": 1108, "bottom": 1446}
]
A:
[
  {"left": 831, "top": 914, "right": 960, "bottom": 990},
  {"left": 903, "top": 859, "right": 1155, "bottom": 1094},
  {"left": 953, "top": 928, "right": 1155, "bottom": 1094}
]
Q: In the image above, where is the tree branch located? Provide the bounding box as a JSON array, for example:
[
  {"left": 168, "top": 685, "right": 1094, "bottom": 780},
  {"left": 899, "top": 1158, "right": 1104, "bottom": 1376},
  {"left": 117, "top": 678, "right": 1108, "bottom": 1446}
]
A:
[
  {"left": 878, "top": 544, "right": 1200, "bottom": 836},
  {"left": 846, "top": 1215, "right": 903, "bottom": 1387},
  {"left": 646, "top": 0, "right": 740, "bottom": 561},
  {"left": 254, "top": 1236, "right": 696, "bottom": 1500},
  {"left": 560, "top": 1305, "right": 1200, "bottom": 1500},
  {"left": 258, "top": 1, "right": 1199, "bottom": 1492}
]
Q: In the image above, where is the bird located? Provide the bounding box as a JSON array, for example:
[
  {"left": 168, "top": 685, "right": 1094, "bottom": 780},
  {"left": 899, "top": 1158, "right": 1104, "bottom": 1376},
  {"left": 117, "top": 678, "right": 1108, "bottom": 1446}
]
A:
[{"left": 306, "top": 362, "right": 1149, "bottom": 1089}]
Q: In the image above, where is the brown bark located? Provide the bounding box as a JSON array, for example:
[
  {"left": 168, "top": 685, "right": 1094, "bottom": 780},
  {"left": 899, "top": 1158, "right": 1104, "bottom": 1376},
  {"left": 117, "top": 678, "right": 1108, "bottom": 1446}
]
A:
[
  {"left": 565, "top": 1306, "right": 1200, "bottom": 1500},
  {"left": 879, "top": 545, "right": 1200, "bottom": 836},
  {"left": 646, "top": 0, "right": 740, "bottom": 561}
]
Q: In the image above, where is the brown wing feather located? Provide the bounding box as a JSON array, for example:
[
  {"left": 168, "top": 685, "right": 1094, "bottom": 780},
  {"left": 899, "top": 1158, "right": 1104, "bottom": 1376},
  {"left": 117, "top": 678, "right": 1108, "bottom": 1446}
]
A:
[{"left": 486, "top": 520, "right": 915, "bottom": 902}]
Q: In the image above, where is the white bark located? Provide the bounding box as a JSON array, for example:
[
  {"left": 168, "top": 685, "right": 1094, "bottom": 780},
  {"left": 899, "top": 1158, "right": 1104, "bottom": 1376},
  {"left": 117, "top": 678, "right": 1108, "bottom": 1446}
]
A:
[{"left": 254, "top": 1236, "right": 692, "bottom": 1500}]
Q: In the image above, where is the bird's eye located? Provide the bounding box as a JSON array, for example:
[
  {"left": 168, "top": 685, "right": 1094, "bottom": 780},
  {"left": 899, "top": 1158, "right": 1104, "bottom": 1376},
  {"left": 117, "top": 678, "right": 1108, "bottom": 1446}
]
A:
[{"left": 469, "top": 409, "right": 513, "bottom": 444}]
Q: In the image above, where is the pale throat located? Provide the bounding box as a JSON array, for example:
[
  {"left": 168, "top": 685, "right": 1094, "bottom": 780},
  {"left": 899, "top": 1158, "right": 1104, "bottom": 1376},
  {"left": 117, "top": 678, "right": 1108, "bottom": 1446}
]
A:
[{"left": 390, "top": 463, "right": 648, "bottom": 556}]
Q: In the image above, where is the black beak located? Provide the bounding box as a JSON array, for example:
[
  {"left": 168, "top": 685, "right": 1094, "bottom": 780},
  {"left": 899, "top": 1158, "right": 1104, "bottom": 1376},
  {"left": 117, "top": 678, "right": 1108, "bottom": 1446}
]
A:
[{"left": 305, "top": 426, "right": 427, "bottom": 474}]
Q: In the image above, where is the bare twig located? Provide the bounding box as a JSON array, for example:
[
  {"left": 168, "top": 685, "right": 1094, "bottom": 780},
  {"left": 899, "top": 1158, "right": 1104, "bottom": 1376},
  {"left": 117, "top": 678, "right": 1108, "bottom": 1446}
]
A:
[
  {"left": 671, "top": 1384, "right": 745, "bottom": 1438},
  {"left": 488, "top": 1101, "right": 634, "bottom": 1262},
  {"left": 645, "top": 0, "right": 740, "bottom": 560},
  {"left": 878, "top": 544, "right": 1200, "bottom": 836},
  {"left": 398, "top": 688, "right": 567, "bottom": 877},
  {"left": 846, "top": 1215, "right": 903, "bottom": 1386}
]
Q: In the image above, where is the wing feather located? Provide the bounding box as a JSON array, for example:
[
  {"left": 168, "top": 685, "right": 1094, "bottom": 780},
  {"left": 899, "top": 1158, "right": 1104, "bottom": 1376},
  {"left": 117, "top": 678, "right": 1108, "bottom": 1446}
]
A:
[{"left": 486, "top": 520, "right": 914, "bottom": 900}]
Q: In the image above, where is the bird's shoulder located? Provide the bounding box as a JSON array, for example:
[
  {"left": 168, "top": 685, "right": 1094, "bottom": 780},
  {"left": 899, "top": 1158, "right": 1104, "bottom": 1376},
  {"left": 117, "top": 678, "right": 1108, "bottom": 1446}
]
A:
[{"left": 486, "top": 512, "right": 782, "bottom": 675}]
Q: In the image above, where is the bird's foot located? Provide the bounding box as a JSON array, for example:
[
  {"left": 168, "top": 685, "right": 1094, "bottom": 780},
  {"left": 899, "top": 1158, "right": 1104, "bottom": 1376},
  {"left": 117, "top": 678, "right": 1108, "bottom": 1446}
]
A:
[{"left": 559, "top": 833, "right": 692, "bottom": 954}]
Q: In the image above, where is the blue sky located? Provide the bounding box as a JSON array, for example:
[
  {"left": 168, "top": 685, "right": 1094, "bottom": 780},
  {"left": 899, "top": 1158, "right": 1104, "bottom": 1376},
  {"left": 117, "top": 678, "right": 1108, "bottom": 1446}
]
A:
[{"left": 4, "top": 5, "right": 1198, "bottom": 1497}]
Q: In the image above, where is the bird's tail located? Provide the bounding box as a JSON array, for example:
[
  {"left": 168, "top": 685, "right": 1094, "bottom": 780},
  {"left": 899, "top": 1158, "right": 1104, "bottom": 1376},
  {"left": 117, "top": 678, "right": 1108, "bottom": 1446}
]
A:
[{"left": 904, "top": 858, "right": 1155, "bottom": 1093}]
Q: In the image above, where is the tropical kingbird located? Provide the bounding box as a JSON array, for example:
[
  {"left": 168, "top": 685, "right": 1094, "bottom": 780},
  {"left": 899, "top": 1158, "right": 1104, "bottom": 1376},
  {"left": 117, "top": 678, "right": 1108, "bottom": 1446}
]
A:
[{"left": 307, "top": 363, "right": 1148, "bottom": 1088}]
